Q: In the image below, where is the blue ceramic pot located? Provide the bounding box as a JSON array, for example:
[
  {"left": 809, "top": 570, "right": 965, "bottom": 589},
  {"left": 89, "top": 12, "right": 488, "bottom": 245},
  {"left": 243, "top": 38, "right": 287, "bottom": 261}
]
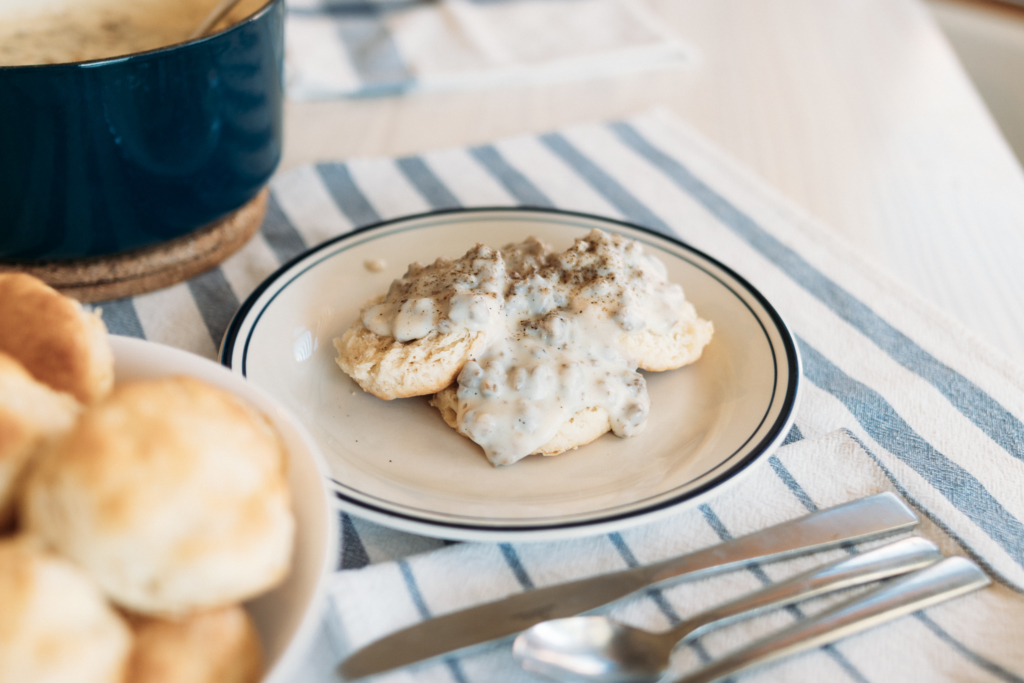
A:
[{"left": 0, "top": 0, "right": 284, "bottom": 260}]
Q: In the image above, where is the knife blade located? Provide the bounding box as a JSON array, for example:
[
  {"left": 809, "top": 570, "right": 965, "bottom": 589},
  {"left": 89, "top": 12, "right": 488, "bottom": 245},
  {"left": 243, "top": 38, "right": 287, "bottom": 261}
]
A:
[{"left": 339, "top": 492, "right": 918, "bottom": 680}]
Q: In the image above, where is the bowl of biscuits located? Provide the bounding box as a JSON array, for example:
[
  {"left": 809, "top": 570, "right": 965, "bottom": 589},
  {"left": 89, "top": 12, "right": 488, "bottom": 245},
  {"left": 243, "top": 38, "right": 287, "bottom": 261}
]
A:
[{"left": 0, "top": 273, "right": 336, "bottom": 683}]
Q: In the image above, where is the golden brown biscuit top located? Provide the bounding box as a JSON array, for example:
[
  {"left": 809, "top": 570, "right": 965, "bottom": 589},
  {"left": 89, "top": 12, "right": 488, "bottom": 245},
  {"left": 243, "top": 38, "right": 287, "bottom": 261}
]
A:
[
  {"left": 31, "top": 375, "right": 286, "bottom": 535},
  {"left": 0, "top": 273, "right": 113, "bottom": 403},
  {"left": 126, "top": 606, "right": 264, "bottom": 683}
]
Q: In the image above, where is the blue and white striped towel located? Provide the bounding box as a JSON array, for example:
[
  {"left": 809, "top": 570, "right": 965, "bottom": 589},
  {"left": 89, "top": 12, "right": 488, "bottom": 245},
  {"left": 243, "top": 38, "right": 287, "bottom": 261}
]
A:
[
  {"left": 284, "top": 0, "right": 695, "bottom": 99},
  {"left": 96, "top": 109, "right": 1024, "bottom": 681}
]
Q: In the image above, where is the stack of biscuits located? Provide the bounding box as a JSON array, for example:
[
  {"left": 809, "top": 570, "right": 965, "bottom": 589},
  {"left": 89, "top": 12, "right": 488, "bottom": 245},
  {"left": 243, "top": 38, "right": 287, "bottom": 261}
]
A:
[{"left": 0, "top": 274, "right": 294, "bottom": 683}]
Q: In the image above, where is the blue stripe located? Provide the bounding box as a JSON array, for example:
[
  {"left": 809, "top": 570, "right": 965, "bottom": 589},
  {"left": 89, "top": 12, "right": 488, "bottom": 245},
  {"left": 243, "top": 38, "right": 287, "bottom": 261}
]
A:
[
  {"left": 699, "top": 504, "right": 773, "bottom": 586},
  {"left": 609, "top": 121, "right": 1024, "bottom": 466},
  {"left": 333, "top": 7, "right": 415, "bottom": 91},
  {"left": 539, "top": 133, "right": 674, "bottom": 237},
  {"left": 520, "top": 121, "right": 1024, "bottom": 572},
  {"left": 607, "top": 533, "right": 681, "bottom": 624},
  {"left": 97, "top": 298, "right": 144, "bottom": 338},
  {"left": 914, "top": 612, "right": 1024, "bottom": 682},
  {"left": 774, "top": 431, "right": 1009, "bottom": 678},
  {"left": 339, "top": 512, "right": 369, "bottom": 570},
  {"left": 397, "top": 157, "right": 461, "bottom": 210},
  {"left": 470, "top": 145, "right": 555, "bottom": 208},
  {"left": 607, "top": 532, "right": 639, "bottom": 566},
  {"left": 397, "top": 560, "right": 470, "bottom": 683},
  {"left": 843, "top": 429, "right": 1018, "bottom": 591},
  {"left": 781, "top": 424, "right": 805, "bottom": 447},
  {"left": 316, "top": 163, "right": 382, "bottom": 227},
  {"left": 768, "top": 455, "right": 818, "bottom": 512},
  {"left": 823, "top": 645, "right": 872, "bottom": 683},
  {"left": 398, "top": 559, "right": 430, "bottom": 618},
  {"left": 498, "top": 544, "right": 534, "bottom": 590},
  {"left": 720, "top": 430, "right": 1007, "bottom": 675},
  {"left": 187, "top": 268, "right": 240, "bottom": 349},
  {"left": 768, "top": 451, "right": 858, "bottom": 555},
  {"left": 261, "top": 192, "right": 308, "bottom": 264},
  {"left": 700, "top": 504, "right": 869, "bottom": 682},
  {"left": 801, "top": 338, "right": 1024, "bottom": 570},
  {"left": 289, "top": 0, "right": 421, "bottom": 16}
]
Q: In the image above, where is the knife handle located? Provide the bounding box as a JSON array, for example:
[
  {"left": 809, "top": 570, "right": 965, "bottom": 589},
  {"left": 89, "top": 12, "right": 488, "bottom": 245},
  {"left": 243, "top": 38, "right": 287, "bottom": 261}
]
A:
[
  {"left": 648, "top": 493, "right": 919, "bottom": 586},
  {"left": 673, "top": 556, "right": 989, "bottom": 683}
]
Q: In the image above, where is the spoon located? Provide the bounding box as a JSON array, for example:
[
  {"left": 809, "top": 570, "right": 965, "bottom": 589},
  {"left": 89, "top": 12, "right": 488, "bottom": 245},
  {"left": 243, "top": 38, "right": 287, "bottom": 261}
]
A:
[
  {"left": 190, "top": 0, "right": 246, "bottom": 40},
  {"left": 513, "top": 536, "right": 941, "bottom": 683}
]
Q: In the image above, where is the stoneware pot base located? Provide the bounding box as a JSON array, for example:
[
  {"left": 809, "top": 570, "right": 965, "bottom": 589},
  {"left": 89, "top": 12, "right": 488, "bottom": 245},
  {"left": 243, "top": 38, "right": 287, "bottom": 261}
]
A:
[{"left": 0, "top": 188, "right": 266, "bottom": 303}]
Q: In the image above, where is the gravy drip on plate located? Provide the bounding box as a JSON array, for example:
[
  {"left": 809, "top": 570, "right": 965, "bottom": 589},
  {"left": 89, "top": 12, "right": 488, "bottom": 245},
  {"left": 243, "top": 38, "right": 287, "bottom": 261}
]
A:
[{"left": 369, "top": 230, "right": 690, "bottom": 466}]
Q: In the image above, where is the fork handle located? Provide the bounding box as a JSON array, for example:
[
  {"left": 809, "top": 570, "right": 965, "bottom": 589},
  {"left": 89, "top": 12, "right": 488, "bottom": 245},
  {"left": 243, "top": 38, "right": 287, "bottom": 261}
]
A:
[
  {"left": 672, "top": 556, "right": 989, "bottom": 683},
  {"left": 668, "top": 536, "right": 942, "bottom": 644}
]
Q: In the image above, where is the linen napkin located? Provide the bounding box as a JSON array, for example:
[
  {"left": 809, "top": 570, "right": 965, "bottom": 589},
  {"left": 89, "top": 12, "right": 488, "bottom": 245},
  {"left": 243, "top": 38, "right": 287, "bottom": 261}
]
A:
[
  {"left": 321, "top": 430, "right": 1024, "bottom": 682},
  {"left": 96, "top": 109, "right": 1024, "bottom": 681},
  {"left": 284, "top": 0, "right": 694, "bottom": 98}
]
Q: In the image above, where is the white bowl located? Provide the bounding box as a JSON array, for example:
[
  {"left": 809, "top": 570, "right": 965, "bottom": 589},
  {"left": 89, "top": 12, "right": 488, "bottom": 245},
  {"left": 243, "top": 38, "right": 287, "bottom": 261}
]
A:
[{"left": 109, "top": 335, "right": 336, "bottom": 683}]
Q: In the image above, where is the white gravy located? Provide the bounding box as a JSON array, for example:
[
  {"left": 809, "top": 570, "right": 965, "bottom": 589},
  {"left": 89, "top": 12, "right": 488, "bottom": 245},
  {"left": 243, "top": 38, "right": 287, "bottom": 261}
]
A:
[
  {"left": 0, "top": 0, "right": 267, "bottom": 67},
  {"left": 365, "top": 229, "right": 690, "bottom": 466}
]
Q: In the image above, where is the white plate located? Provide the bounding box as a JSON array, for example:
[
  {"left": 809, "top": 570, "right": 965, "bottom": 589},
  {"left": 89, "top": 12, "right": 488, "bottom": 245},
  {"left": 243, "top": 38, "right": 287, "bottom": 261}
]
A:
[
  {"left": 111, "top": 336, "right": 337, "bottom": 683},
  {"left": 222, "top": 209, "right": 800, "bottom": 542}
]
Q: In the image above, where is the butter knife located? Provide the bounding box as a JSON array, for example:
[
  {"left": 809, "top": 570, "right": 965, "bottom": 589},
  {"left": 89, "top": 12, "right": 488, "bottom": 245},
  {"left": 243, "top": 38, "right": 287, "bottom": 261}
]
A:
[{"left": 339, "top": 492, "right": 918, "bottom": 680}]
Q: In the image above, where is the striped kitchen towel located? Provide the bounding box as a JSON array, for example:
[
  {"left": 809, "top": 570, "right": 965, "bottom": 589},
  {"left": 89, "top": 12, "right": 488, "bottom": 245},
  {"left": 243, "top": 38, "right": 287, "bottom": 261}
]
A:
[
  {"left": 283, "top": 0, "right": 695, "bottom": 99},
  {"left": 95, "top": 108, "right": 1024, "bottom": 681},
  {"left": 317, "top": 429, "right": 1024, "bottom": 682}
]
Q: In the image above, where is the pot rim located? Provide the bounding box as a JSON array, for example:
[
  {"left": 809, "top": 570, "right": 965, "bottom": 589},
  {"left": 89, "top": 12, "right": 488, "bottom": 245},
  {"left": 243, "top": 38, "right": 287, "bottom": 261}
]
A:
[{"left": 0, "top": 0, "right": 282, "bottom": 72}]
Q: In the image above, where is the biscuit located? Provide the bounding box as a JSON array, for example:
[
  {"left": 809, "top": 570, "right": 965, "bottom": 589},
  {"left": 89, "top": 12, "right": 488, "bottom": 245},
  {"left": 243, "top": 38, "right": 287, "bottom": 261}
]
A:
[
  {"left": 339, "top": 231, "right": 712, "bottom": 465},
  {"left": 125, "top": 605, "right": 263, "bottom": 683},
  {"left": 22, "top": 376, "right": 294, "bottom": 617},
  {"left": 0, "top": 352, "right": 80, "bottom": 528},
  {"left": 0, "top": 273, "right": 114, "bottom": 403},
  {"left": 335, "top": 316, "right": 487, "bottom": 401},
  {"left": 621, "top": 302, "right": 715, "bottom": 372},
  {"left": 430, "top": 385, "right": 612, "bottom": 456},
  {"left": 0, "top": 535, "right": 131, "bottom": 683}
]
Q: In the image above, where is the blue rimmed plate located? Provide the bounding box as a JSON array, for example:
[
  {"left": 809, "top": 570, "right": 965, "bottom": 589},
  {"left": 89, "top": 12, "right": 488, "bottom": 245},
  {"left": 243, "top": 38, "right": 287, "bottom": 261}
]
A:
[{"left": 222, "top": 208, "right": 800, "bottom": 542}]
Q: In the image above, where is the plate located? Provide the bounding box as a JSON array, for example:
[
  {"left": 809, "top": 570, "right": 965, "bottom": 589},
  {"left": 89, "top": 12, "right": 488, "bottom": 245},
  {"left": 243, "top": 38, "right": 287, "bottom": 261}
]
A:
[
  {"left": 222, "top": 208, "right": 800, "bottom": 542},
  {"left": 111, "top": 336, "right": 336, "bottom": 683}
]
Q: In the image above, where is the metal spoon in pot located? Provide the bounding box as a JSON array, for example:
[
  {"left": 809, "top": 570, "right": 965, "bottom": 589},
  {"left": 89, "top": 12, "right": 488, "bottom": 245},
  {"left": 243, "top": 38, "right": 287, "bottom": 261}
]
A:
[
  {"left": 190, "top": 0, "right": 246, "bottom": 40},
  {"left": 513, "top": 536, "right": 941, "bottom": 683}
]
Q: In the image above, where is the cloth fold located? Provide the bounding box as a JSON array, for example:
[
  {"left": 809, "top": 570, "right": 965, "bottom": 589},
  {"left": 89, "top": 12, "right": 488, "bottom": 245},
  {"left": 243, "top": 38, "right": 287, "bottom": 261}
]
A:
[
  {"left": 97, "top": 109, "right": 1024, "bottom": 681},
  {"left": 284, "top": 0, "right": 695, "bottom": 98}
]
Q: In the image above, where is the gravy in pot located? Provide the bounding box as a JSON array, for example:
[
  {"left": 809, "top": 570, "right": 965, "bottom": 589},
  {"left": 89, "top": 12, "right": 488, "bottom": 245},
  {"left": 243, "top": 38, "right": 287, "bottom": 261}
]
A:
[{"left": 0, "top": 0, "right": 268, "bottom": 67}]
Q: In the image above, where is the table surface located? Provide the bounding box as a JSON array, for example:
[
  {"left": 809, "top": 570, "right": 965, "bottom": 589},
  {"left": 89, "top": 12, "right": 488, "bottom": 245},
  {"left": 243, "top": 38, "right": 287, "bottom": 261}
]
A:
[
  {"left": 273, "top": 3, "right": 1024, "bottom": 676},
  {"left": 279, "top": 0, "right": 1024, "bottom": 368}
]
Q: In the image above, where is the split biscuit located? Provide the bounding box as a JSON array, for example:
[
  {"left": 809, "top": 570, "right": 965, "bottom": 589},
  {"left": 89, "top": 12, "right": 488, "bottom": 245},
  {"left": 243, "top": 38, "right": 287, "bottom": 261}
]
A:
[
  {"left": 0, "top": 273, "right": 114, "bottom": 403},
  {"left": 430, "top": 386, "right": 612, "bottom": 456},
  {"left": 335, "top": 312, "right": 487, "bottom": 401},
  {"left": 621, "top": 301, "right": 715, "bottom": 372},
  {"left": 125, "top": 605, "right": 264, "bottom": 683},
  {"left": 0, "top": 352, "right": 80, "bottom": 528},
  {"left": 0, "top": 535, "right": 131, "bottom": 683},
  {"left": 21, "top": 376, "right": 294, "bottom": 617}
]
